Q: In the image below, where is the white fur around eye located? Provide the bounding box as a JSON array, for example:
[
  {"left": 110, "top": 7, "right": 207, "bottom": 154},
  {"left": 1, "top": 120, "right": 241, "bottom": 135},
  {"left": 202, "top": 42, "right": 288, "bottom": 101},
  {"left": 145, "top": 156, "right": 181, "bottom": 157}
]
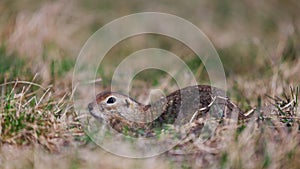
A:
[{"left": 105, "top": 96, "right": 117, "bottom": 105}]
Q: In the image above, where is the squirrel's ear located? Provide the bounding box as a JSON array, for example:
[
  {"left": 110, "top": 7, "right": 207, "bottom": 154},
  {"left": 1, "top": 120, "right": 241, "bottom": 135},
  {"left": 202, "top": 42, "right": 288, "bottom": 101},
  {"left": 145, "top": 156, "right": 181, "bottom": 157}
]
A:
[{"left": 125, "top": 99, "right": 130, "bottom": 108}]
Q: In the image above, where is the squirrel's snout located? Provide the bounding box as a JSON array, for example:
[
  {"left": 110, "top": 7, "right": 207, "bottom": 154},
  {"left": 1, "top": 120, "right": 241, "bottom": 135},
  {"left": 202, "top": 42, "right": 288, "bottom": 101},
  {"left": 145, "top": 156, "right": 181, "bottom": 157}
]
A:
[{"left": 88, "top": 102, "right": 94, "bottom": 112}]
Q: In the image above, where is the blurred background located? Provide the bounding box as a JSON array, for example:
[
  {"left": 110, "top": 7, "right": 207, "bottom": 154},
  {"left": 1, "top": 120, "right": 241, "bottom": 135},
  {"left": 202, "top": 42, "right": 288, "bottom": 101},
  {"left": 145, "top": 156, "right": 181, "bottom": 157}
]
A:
[
  {"left": 0, "top": 1, "right": 300, "bottom": 168},
  {"left": 0, "top": 0, "right": 300, "bottom": 98},
  {"left": 1, "top": 0, "right": 299, "bottom": 102}
]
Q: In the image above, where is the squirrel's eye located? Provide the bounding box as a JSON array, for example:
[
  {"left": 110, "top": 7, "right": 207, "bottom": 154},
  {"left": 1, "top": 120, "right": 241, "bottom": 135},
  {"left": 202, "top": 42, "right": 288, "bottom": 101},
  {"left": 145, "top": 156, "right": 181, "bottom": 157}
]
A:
[{"left": 106, "top": 97, "right": 116, "bottom": 104}]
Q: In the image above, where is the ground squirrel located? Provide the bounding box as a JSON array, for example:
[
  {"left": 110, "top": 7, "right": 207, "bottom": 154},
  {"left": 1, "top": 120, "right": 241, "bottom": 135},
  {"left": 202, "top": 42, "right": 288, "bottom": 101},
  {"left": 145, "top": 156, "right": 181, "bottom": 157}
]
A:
[{"left": 88, "top": 85, "right": 248, "bottom": 137}]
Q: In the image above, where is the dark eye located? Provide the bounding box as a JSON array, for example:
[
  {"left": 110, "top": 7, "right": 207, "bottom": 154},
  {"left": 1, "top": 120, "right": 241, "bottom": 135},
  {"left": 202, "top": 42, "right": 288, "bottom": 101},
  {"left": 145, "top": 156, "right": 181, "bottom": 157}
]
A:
[{"left": 106, "top": 97, "right": 116, "bottom": 104}]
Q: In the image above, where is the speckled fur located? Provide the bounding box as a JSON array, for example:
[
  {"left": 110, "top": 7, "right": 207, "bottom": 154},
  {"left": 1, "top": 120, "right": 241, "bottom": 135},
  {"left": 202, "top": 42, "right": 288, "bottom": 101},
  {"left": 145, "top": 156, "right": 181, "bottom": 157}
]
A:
[{"left": 88, "top": 85, "right": 247, "bottom": 137}]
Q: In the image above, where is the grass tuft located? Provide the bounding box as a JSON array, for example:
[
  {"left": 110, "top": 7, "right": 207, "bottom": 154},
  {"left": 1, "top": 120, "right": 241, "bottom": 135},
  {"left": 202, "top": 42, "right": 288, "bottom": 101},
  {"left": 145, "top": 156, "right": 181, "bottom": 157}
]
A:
[{"left": 0, "top": 80, "right": 83, "bottom": 151}]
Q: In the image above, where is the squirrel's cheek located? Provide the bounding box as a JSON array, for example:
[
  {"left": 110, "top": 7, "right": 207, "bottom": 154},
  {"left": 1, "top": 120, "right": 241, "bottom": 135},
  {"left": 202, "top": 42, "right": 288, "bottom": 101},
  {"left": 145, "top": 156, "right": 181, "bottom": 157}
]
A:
[{"left": 105, "top": 105, "right": 117, "bottom": 111}]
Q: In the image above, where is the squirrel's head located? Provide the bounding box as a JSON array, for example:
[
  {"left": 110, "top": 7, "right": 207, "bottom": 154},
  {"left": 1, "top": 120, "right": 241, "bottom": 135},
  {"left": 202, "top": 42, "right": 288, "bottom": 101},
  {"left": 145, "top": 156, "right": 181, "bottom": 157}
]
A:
[{"left": 88, "top": 91, "right": 147, "bottom": 123}]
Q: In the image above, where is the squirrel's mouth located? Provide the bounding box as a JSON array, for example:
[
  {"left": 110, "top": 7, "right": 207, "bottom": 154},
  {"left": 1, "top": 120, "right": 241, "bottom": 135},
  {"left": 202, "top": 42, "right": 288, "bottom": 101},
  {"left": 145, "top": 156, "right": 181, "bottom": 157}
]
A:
[
  {"left": 87, "top": 102, "right": 94, "bottom": 112},
  {"left": 88, "top": 102, "right": 106, "bottom": 122}
]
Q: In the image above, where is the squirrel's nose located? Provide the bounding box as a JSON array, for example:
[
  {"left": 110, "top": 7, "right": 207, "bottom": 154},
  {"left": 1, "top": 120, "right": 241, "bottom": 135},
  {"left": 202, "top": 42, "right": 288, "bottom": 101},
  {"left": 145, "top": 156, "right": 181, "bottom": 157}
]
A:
[{"left": 88, "top": 102, "right": 94, "bottom": 112}]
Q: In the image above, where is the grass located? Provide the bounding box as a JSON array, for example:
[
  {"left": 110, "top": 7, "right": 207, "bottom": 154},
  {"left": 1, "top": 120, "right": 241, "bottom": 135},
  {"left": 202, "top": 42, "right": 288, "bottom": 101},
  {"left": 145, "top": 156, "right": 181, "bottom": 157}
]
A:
[
  {"left": 0, "top": 46, "right": 30, "bottom": 83},
  {"left": 0, "top": 0, "right": 300, "bottom": 169},
  {"left": 0, "top": 79, "right": 83, "bottom": 151}
]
